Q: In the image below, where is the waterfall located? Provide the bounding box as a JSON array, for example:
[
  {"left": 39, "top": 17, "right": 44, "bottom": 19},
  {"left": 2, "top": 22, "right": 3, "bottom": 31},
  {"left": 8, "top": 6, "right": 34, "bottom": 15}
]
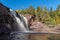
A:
[
  {"left": 10, "top": 9, "right": 29, "bottom": 31},
  {"left": 10, "top": 9, "right": 29, "bottom": 40},
  {"left": 15, "top": 16, "right": 27, "bottom": 31},
  {"left": 0, "top": 3, "right": 29, "bottom": 40}
]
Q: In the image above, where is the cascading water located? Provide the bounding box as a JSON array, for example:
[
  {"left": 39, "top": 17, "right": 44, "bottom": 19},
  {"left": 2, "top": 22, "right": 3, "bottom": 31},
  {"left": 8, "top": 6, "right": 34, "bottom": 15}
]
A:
[
  {"left": 10, "top": 9, "right": 29, "bottom": 40},
  {"left": 10, "top": 9, "right": 29, "bottom": 31},
  {"left": 0, "top": 3, "right": 29, "bottom": 40}
]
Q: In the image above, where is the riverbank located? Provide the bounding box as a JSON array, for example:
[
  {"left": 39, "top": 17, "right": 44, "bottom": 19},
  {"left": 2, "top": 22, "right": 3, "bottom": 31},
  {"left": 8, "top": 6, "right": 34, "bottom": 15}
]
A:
[{"left": 24, "top": 14, "right": 60, "bottom": 33}]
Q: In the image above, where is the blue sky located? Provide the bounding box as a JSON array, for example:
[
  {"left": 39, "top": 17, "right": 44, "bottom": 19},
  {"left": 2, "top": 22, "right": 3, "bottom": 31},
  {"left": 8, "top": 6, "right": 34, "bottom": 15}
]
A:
[{"left": 0, "top": 0, "right": 60, "bottom": 10}]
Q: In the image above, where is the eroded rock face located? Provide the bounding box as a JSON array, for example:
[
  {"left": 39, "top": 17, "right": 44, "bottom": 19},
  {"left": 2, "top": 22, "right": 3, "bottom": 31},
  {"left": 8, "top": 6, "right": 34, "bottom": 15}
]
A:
[
  {"left": 30, "top": 22, "right": 49, "bottom": 32},
  {"left": 0, "top": 3, "right": 30, "bottom": 40},
  {"left": 24, "top": 14, "right": 60, "bottom": 32},
  {"left": 30, "top": 21, "right": 60, "bottom": 32}
]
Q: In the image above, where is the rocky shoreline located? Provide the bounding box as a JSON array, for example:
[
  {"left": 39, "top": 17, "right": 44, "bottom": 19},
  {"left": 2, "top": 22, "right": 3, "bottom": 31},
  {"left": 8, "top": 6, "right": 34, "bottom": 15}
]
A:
[{"left": 24, "top": 14, "right": 60, "bottom": 33}]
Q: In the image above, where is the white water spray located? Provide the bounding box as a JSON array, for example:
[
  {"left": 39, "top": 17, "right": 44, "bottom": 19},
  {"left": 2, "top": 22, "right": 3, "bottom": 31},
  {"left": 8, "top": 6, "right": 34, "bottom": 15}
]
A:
[
  {"left": 10, "top": 9, "right": 30, "bottom": 40},
  {"left": 10, "top": 9, "right": 29, "bottom": 32}
]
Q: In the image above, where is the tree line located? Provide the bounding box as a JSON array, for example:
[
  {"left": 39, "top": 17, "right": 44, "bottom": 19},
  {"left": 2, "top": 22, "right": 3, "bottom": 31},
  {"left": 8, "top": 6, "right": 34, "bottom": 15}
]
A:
[{"left": 16, "top": 4, "right": 60, "bottom": 27}]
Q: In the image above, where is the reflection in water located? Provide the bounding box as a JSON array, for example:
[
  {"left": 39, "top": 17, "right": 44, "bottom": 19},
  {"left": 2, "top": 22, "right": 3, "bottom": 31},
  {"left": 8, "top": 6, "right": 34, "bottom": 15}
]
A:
[
  {"left": 28, "top": 34, "right": 60, "bottom": 40},
  {"left": 10, "top": 32, "right": 60, "bottom": 40},
  {"left": 48, "top": 35, "right": 60, "bottom": 40}
]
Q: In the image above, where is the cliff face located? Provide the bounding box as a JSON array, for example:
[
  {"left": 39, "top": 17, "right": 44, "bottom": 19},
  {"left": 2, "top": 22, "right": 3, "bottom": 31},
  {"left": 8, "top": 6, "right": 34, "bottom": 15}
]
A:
[{"left": 24, "top": 14, "right": 60, "bottom": 32}]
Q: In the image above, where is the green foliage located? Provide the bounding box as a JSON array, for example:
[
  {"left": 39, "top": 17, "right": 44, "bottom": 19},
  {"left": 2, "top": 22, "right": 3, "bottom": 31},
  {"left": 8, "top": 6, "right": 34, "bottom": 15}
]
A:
[
  {"left": 16, "top": 4, "right": 60, "bottom": 27},
  {"left": 48, "top": 35, "right": 60, "bottom": 40},
  {"left": 27, "top": 5, "right": 35, "bottom": 15}
]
